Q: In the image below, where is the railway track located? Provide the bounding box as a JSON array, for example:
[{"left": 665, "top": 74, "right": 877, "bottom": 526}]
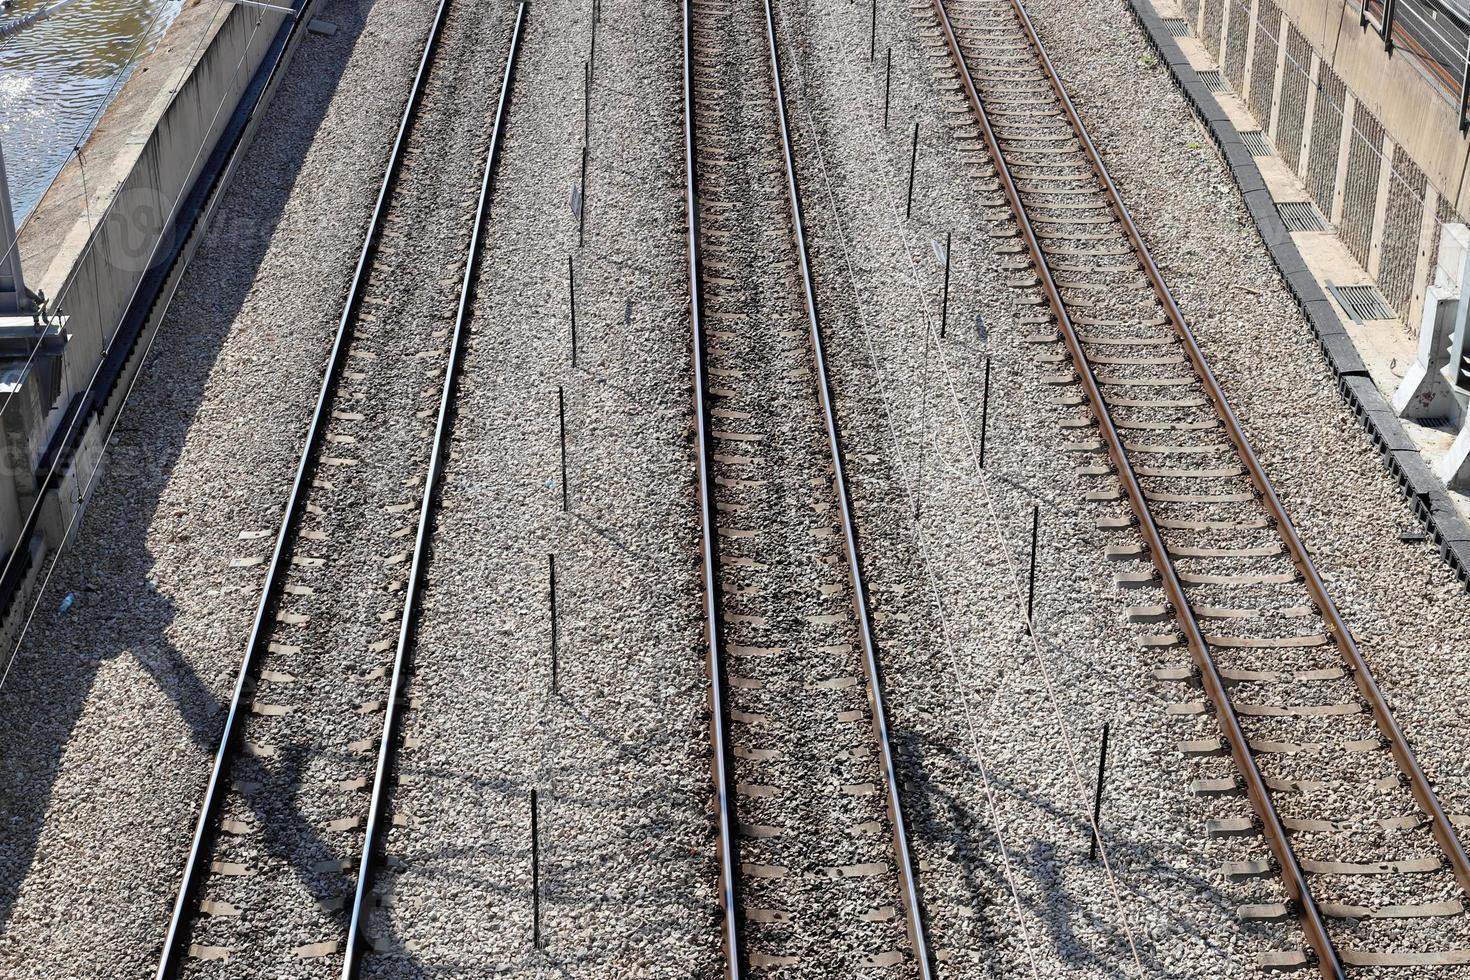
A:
[
  {"left": 154, "top": 1, "right": 526, "bottom": 975},
  {"left": 682, "top": 0, "right": 933, "bottom": 975},
  {"left": 920, "top": 0, "right": 1470, "bottom": 972}
]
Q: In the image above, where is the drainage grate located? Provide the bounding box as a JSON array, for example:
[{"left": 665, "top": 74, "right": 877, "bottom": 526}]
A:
[
  {"left": 1198, "top": 69, "right": 1228, "bottom": 92},
  {"left": 1240, "top": 130, "right": 1272, "bottom": 155},
  {"left": 1161, "top": 17, "right": 1191, "bottom": 35},
  {"left": 1277, "top": 200, "right": 1327, "bottom": 231},
  {"left": 1330, "top": 283, "right": 1395, "bottom": 322}
]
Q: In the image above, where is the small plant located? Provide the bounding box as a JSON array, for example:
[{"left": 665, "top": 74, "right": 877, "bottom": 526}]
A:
[
  {"left": 1137, "top": 51, "right": 1158, "bottom": 68},
  {"left": 1187, "top": 140, "right": 1203, "bottom": 150}
]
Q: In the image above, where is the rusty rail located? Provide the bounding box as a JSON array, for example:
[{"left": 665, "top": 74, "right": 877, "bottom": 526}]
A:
[
  {"left": 934, "top": 0, "right": 1470, "bottom": 969},
  {"left": 682, "top": 0, "right": 936, "bottom": 973},
  {"left": 995, "top": 0, "right": 1470, "bottom": 912},
  {"left": 923, "top": 0, "right": 1470, "bottom": 974},
  {"left": 760, "top": 0, "right": 936, "bottom": 973}
]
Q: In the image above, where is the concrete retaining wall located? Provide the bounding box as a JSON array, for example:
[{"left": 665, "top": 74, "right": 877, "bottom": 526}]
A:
[
  {"left": 1131, "top": 0, "right": 1470, "bottom": 585},
  {"left": 0, "top": 0, "right": 317, "bottom": 650},
  {"left": 1176, "top": 0, "right": 1465, "bottom": 335}
]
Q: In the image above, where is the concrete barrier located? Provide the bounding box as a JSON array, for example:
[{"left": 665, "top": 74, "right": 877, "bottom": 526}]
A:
[{"left": 0, "top": 0, "right": 319, "bottom": 653}]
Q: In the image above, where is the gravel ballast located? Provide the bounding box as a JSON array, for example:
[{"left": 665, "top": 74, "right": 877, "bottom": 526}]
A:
[
  {"left": 768, "top": 0, "right": 1470, "bottom": 972},
  {"left": 358, "top": 0, "right": 718, "bottom": 973},
  {"left": 0, "top": 0, "right": 439, "bottom": 974},
  {"left": 1, "top": 0, "right": 1468, "bottom": 972}
]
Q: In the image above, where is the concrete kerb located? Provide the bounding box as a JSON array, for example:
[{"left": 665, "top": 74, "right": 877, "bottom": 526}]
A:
[{"left": 1123, "top": 0, "right": 1470, "bottom": 587}]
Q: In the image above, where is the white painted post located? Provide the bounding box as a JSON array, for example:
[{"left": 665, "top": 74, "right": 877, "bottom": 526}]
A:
[
  {"left": 1444, "top": 226, "right": 1470, "bottom": 397},
  {"left": 0, "top": 142, "right": 26, "bottom": 314},
  {"left": 1425, "top": 225, "right": 1470, "bottom": 489},
  {"left": 1393, "top": 223, "right": 1464, "bottom": 423}
]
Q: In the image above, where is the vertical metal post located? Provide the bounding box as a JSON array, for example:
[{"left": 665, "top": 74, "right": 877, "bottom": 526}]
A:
[
  {"left": 1025, "top": 503, "right": 1038, "bottom": 629},
  {"left": 940, "top": 231, "right": 951, "bottom": 338},
  {"left": 568, "top": 256, "right": 578, "bottom": 367},
  {"left": 548, "top": 553, "right": 559, "bottom": 693},
  {"left": 883, "top": 48, "right": 892, "bottom": 129},
  {"left": 558, "top": 387, "right": 569, "bottom": 512},
  {"left": 978, "top": 356, "right": 990, "bottom": 469},
  {"left": 869, "top": 0, "right": 876, "bottom": 60},
  {"left": 1089, "top": 721, "right": 1110, "bottom": 861},
  {"left": 589, "top": 2, "right": 597, "bottom": 84},
  {"left": 583, "top": 62, "right": 590, "bottom": 145},
  {"left": 531, "top": 789, "right": 542, "bottom": 949},
  {"left": 578, "top": 147, "right": 587, "bottom": 248},
  {"left": 0, "top": 143, "right": 26, "bottom": 314},
  {"left": 1381, "top": 0, "right": 1396, "bottom": 50},
  {"left": 905, "top": 122, "right": 919, "bottom": 219}
]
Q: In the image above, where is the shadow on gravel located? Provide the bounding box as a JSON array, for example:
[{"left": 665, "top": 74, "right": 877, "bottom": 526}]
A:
[
  {"left": 899, "top": 732, "right": 1238, "bottom": 977},
  {"left": 0, "top": 0, "right": 386, "bottom": 947}
]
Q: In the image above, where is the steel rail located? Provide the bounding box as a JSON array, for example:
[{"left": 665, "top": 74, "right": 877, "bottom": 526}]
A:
[
  {"left": 681, "top": 0, "right": 748, "bottom": 970},
  {"left": 927, "top": 0, "right": 1345, "bottom": 975},
  {"left": 998, "top": 0, "right": 1470, "bottom": 908},
  {"left": 340, "top": 2, "right": 527, "bottom": 974},
  {"left": 154, "top": 0, "right": 454, "bottom": 973},
  {"left": 761, "top": 1, "right": 936, "bottom": 975}
]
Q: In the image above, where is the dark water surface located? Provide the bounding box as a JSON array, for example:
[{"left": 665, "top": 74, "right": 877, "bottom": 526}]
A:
[{"left": 1, "top": 0, "right": 183, "bottom": 224}]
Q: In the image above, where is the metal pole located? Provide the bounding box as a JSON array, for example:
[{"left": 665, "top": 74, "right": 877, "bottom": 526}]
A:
[
  {"left": 869, "top": 0, "right": 876, "bottom": 60},
  {"left": 558, "top": 387, "right": 568, "bottom": 512},
  {"left": 568, "top": 257, "right": 578, "bottom": 367},
  {"left": 549, "top": 553, "right": 559, "bottom": 693},
  {"left": 1089, "top": 721, "right": 1110, "bottom": 861},
  {"left": 1025, "top": 503, "right": 1038, "bottom": 629},
  {"left": 978, "top": 356, "right": 990, "bottom": 469},
  {"left": 589, "top": 1, "right": 597, "bottom": 84},
  {"left": 578, "top": 146, "right": 588, "bottom": 248},
  {"left": 905, "top": 122, "right": 919, "bottom": 219},
  {"left": 531, "top": 789, "right": 542, "bottom": 949},
  {"left": 1461, "top": 36, "right": 1470, "bottom": 132},
  {"left": 940, "top": 231, "right": 951, "bottom": 339},
  {"left": 583, "top": 61, "right": 590, "bottom": 145},
  {"left": 0, "top": 143, "right": 26, "bottom": 314}
]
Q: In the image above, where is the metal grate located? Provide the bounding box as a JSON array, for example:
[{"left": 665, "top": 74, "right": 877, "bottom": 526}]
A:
[
  {"left": 1277, "top": 200, "right": 1327, "bottom": 232},
  {"left": 1161, "top": 17, "right": 1191, "bottom": 35},
  {"left": 1198, "top": 69, "right": 1228, "bottom": 93},
  {"left": 1329, "top": 283, "right": 1394, "bottom": 322},
  {"left": 1240, "top": 130, "right": 1271, "bottom": 155}
]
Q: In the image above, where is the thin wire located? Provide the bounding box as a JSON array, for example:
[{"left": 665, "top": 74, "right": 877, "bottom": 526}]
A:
[
  {"left": 852, "top": 15, "right": 1151, "bottom": 962},
  {"left": 881, "top": 193, "right": 1149, "bottom": 975},
  {"left": 785, "top": 63, "right": 1047, "bottom": 980},
  {"left": 0, "top": 0, "right": 277, "bottom": 693}
]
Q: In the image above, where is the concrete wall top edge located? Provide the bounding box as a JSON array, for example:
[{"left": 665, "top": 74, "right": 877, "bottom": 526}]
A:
[{"left": 17, "top": 0, "right": 235, "bottom": 292}]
